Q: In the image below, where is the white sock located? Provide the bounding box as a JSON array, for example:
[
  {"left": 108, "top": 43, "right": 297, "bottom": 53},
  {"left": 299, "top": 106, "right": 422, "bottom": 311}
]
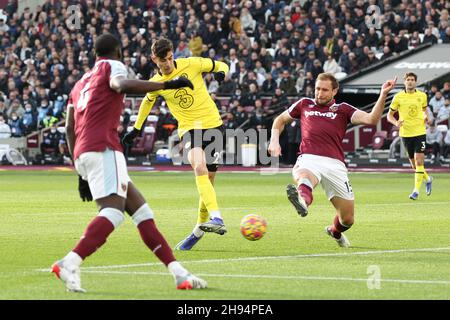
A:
[
  {"left": 192, "top": 225, "right": 205, "bottom": 238},
  {"left": 168, "top": 261, "right": 189, "bottom": 278},
  {"left": 209, "top": 210, "right": 222, "bottom": 220},
  {"left": 63, "top": 251, "right": 82, "bottom": 267}
]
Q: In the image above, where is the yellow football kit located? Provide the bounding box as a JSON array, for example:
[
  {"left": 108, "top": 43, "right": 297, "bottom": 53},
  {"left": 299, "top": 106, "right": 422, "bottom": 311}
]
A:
[
  {"left": 134, "top": 57, "right": 228, "bottom": 138},
  {"left": 389, "top": 90, "right": 428, "bottom": 137}
]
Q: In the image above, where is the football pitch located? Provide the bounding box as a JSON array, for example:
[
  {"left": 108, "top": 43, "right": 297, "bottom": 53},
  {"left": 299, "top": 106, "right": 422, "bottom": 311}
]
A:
[{"left": 0, "top": 169, "right": 449, "bottom": 300}]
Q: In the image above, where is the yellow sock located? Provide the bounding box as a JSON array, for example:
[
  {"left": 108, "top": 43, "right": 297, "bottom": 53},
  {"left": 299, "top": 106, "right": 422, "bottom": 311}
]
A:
[
  {"left": 197, "top": 198, "right": 209, "bottom": 225},
  {"left": 423, "top": 169, "right": 429, "bottom": 182},
  {"left": 414, "top": 166, "right": 425, "bottom": 191},
  {"left": 195, "top": 175, "right": 220, "bottom": 214}
]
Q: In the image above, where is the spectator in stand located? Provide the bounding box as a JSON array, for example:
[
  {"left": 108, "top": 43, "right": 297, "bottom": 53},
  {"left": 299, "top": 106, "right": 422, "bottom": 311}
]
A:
[
  {"left": 442, "top": 27, "right": 450, "bottom": 43},
  {"left": 366, "top": 50, "right": 379, "bottom": 67},
  {"left": 0, "top": 0, "right": 448, "bottom": 140},
  {"left": 428, "top": 85, "right": 439, "bottom": 101},
  {"left": 408, "top": 31, "right": 422, "bottom": 48},
  {"left": 436, "top": 98, "right": 450, "bottom": 123},
  {"left": 443, "top": 130, "right": 450, "bottom": 159},
  {"left": 21, "top": 103, "right": 37, "bottom": 135},
  {"left": 423, "top": 27, "right": 439, "bottom": 44},
  {"left": 240, "top": 83, "right": 260, "bottom": 107},
  {"left": 311, "top": 59, "right": 324, "bottom": 80},
  {"left": 426, "top": 122, "right": 442, "bottom": 162},
  {"left": 323, "top": 54, "right": 340, "bottom": 75},
  {"left": 216, "top": 73, "right": 236, "bottom": 96},
  {"left": 381, "top": 46, "right": 393, "bottom": 60},
  {"left": 429, "top": 91, "right": 445, "bottom": 116},
  {"left": 279, "top": 69, "right": 297, "bottom": 95},
  {"left": 295, "top": 69, "right": 306, "bottom": 94},
  {"left": 7, "top": 112, "right": 23, "bottom": 137},
  {"left": 224, "top": 112, "right": 236, "bottom": 130},
  {"left": 204, "top": 73, "right": 219, "bottom": 94},
  {"left": 187, "top": 30, "right": 203, "bottom": 57},
  {"left": 442, "top": 82, "right": 450, "bottom": 100},
  {"left": 0, "top": 114, "right": 11, "bottom": 138},
  {"left": 233, "top": 104, "right": 248, "bottom": 129},
  {"left": 0, "top": 97, "right": 7, "bottom": 116},
  {"left": 262, "top": 72, "right": 277, "bottom": 94},
  {"left": 40, "top": 124, "right": 62, "bottom": 156},
  {"left": 174, "top": 40, "right": 192, "bottom": 58}
]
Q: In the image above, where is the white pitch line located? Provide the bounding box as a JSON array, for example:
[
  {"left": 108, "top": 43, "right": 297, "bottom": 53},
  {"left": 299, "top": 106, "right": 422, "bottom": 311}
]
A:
[
  {"left": 35, "top": 246, "right": 450, "bottom": 272},
  {"left": 74, "top": 270, "right": 450, "bottom": 286}
]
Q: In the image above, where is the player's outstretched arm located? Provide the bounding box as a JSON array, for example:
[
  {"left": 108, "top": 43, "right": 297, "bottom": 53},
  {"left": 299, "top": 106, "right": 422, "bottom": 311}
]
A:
[
  {"left": 268, "top": 110, "right": 292, "bottom": 157},
  {"left": 352, "top": 77, "right": 397, "bottom": 126},
  {"left": 110, "top": 76, "right": 193, "bottom": 94}
]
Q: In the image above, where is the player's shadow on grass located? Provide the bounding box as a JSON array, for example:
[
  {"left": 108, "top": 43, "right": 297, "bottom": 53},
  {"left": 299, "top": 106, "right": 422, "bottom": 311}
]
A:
[
  {"left": 190, "top": 249, "right": 251, "bottom": 253},
  {"left": 346, "top": 246, "right": 380, "bottom": 250}
]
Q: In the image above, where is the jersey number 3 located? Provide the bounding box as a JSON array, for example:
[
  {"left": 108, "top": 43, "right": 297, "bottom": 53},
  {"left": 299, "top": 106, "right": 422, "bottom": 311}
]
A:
[{"left": 174, "top": 89, "right": 194, "bottom": 109}]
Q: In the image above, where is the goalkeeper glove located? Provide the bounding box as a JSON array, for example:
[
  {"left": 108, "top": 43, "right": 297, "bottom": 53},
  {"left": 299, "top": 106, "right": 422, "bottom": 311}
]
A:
[
  {"left": 121, "top": 127, "right": 141, "bottom": 146},
  {"left": 78, "top": 175, "right": 93, "bottom": 202}
]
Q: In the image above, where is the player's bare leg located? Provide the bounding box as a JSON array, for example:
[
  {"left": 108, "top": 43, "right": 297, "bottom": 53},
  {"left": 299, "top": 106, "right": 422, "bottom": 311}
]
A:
[
  {"left": 287, "top": 168, "right": 318, "bottom": 217},
  {"left": 188, "top": 147, "right": 226, "bottom": 234},
  {"left": 325, "top": 197, "right": 353, "bottom": 247},
  {"left": 125, "top": 182, "right": 206, "bottom": 289},
  {"left": 175, "top": 171, "right": 215, "bottom": 250},
  {"left": 52, "top": 194, "right": 126, "bottom": 293}
]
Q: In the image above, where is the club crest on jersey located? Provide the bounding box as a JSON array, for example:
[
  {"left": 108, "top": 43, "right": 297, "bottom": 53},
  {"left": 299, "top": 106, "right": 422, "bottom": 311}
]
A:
[
  {"left": 329, "top": 104, "right": 338, "bottom": 112},
  {"left": 121, "top": 183, "right": 127, "bottom": 192}
]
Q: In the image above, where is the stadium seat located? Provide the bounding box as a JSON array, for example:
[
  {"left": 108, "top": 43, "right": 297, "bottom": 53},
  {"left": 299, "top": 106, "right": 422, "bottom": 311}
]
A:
[
  {"left": 129, "top": 115, "right": 138, "bottom": 127},
  {"left": 369, "top": 130, "right": 388, "bottom": 149},
  {"left": 130, "top": 126, "right": 156, "bottom": 156},
  {"left": 146, "top": 115, "right": 159, "bottom": 129},
  {"left": 389, "top": 126, "right": 399, "bottom": 140}
]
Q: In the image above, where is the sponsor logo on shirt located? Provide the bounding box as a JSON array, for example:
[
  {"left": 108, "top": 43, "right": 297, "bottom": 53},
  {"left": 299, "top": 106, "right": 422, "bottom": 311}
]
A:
[{"left": 304, "top": 110, "right": 338, "bottom": 119}]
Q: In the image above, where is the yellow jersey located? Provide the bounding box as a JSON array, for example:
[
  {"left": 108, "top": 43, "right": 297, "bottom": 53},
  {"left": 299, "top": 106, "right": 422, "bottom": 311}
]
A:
[
  {"left": 390, "top": 89, "right": 428, "bottom": 137},
  {"left": 134, "top": 57, "right": 229, "bottom": 138}
]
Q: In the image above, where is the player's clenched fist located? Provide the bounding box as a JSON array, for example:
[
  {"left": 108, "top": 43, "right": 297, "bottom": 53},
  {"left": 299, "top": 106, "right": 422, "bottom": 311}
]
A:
[{"left": 268, "top": 141, "right": 282, "bottom": 157}]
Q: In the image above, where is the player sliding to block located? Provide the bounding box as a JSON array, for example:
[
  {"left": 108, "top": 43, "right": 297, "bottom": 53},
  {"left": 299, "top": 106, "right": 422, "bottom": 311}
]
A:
[{"left": 268, "top": 73, "right": 396, "bottom": 247}]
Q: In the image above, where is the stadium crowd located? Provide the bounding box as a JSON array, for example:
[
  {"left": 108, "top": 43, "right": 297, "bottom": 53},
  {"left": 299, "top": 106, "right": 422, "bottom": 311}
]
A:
[{"left": 0, "top": 0, "right": 449, "bottom": 160}]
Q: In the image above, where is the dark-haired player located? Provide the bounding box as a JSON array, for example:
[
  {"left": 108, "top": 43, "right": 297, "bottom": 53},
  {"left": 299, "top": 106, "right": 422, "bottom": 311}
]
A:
[
  {"left": 123, "top": 37, "right": 230, "bottom": 251},
  {"left": 51, "top": 33, "right": 206, "bottom": 292},
  {"left": 387, "top": 72, "right": 433, "bottom": 200}
]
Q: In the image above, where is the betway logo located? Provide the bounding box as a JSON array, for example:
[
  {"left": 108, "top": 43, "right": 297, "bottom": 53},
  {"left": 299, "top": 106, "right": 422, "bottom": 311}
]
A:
[
  {"left": 394, "top": 62, "right": 450, "bottom": 69},
  {"left": 304, "top": 110, "right": 337, "bottom": 119}
]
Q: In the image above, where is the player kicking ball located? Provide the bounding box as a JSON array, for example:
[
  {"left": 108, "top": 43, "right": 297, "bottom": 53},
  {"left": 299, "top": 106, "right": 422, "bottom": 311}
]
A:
[
  {"left": 51, "top": 33, "right": 206, "bottom": 292},
  {"left": 268, "top": 73, "right": 396, "bottom": 247}
]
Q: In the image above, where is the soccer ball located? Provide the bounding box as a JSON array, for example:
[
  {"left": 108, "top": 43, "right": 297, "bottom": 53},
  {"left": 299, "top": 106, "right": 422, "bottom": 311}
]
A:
[{"left": 240, "top": 214, "right": 267, "bottom": 241}]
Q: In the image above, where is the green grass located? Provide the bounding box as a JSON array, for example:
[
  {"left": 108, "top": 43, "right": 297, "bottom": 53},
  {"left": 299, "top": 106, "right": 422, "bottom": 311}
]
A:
[{"left": 0, "top": 170, "right": 449, "bottom": 300}]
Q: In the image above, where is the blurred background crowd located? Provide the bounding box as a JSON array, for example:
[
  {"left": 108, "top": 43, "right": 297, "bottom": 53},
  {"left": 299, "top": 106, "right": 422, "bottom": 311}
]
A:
[{"left": 0, "top": 0, "right": 449, "bottom": 162}]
